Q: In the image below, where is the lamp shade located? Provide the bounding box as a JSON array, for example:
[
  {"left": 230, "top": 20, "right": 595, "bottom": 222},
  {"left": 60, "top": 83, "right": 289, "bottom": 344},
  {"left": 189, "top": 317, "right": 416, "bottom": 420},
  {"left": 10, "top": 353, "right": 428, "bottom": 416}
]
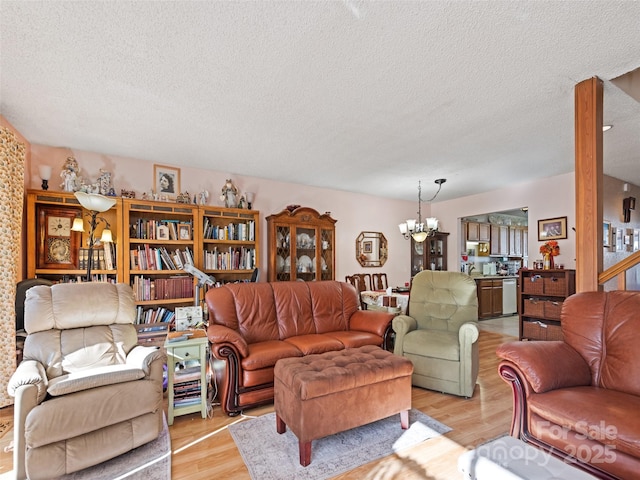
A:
[
  {"left": 38, "top": 165, "right": 52, "bottom": 180},
  {"left": 100, "top": 228, "right": 113, "bottom": 243},
  {"left": 74, "top": 192, "right": 116, "bottom": 212},
  {"left": 72, "top": 218, "right": 85, "bottom": 232}
]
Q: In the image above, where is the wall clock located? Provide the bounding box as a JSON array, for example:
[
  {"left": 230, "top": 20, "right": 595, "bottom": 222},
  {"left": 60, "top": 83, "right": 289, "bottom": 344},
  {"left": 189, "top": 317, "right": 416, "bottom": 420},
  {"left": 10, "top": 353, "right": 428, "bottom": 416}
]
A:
[{"left": 37, "top": 206, "right": 81, "bottom": 269}]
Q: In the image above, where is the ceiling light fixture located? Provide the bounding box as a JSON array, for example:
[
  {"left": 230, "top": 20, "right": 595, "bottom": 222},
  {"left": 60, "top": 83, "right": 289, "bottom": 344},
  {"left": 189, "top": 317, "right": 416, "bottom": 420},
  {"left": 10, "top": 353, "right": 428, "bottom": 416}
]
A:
[{"left": 398, "top": 179, "right": 446, "bottom": 243}]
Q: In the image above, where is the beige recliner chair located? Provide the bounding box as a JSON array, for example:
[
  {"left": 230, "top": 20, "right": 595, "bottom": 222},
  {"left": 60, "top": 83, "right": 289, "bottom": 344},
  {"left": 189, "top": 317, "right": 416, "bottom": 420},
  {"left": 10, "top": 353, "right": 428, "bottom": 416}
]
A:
[
  {"left": 392, "top": 270, "right": 479, "bottom": 398},
  {"left": 8, "top": 282, "right": 166, "bottom": 480}
]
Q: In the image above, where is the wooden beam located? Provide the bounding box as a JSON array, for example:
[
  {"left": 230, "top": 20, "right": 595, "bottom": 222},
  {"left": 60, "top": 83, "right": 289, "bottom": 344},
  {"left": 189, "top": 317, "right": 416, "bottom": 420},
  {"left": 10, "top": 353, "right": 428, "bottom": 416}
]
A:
[{"left": 574, "top": 77, "right": 603, "bottom": 292}]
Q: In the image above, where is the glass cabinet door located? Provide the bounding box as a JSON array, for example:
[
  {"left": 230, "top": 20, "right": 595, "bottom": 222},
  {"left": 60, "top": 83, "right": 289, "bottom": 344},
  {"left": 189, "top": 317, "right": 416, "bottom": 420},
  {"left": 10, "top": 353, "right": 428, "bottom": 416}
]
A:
[{"left": 274, "top": 224, "right": 291, "bottom": 281}]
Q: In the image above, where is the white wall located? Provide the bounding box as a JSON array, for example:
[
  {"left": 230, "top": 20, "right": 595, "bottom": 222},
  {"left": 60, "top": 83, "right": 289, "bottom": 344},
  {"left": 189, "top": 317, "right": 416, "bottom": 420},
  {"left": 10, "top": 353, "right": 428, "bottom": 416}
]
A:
[
  {"left": 430, "top": 173, "right": 577, "bottom": 272},
  {"left": 29, "top": 145, "right": 578, "bottom": 286}
]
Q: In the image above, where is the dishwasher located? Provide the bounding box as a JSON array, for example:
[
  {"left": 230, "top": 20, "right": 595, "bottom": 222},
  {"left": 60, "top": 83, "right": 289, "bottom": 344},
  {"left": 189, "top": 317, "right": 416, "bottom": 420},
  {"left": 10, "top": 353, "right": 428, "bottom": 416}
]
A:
[{"left": 502, "top": 278, "right": 517, "bottom": 315}]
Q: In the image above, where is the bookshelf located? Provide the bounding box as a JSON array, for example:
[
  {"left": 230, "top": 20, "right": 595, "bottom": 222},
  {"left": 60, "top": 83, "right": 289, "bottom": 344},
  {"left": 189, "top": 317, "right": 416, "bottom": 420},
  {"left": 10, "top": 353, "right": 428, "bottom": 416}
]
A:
[
  {"left": 199, "top": 205, "right": 260, "bottom": 285},
  {"left": 122, "top": 198, "right": 199, "bottom": 312},
  {"left": 26, "top": 190, "right": 122, "bottom": 283},
  {"left": 25, "top": 191, "right": 261, "bottom": 327}
]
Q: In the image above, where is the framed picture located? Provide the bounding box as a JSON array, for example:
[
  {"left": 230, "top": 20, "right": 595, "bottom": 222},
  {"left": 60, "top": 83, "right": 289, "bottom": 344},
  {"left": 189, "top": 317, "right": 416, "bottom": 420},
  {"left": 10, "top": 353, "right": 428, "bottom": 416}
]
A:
[
  {"left": 157, "top": 224, "right": 169, "bottom": 240},
  {"left": 178, "top": 223, "right": 192, "bottom": 240},
  {"left": 37, "top": 206, "right": 81, "bottom": 269},
  {"left": 537, "top": 216, "right": 567, "bottom": 241},
  {"left": 153, "top": 164, "right": 180, "bottom": 198},
  {"left": 603, "top": 221, "right": 612, "bottom": 248},
  {"left": 634, "top": 229, "right": 640, "bottom": 252},
  {"left": 363, "top": 241, "right": 373, "bottom": 254},
  {"left": 616, "top": 227, "right": 624, "bottom": 251}
]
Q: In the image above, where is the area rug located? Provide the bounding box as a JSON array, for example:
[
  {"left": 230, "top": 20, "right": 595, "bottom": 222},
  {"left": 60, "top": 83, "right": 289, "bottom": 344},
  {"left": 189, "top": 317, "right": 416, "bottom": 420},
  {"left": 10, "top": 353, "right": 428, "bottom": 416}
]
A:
[
  {"left": 229, "top": 409, "right": 451, "bottom": 480},
  {"left": 56, "top": 416, "right": 171, "bottom": 480}
]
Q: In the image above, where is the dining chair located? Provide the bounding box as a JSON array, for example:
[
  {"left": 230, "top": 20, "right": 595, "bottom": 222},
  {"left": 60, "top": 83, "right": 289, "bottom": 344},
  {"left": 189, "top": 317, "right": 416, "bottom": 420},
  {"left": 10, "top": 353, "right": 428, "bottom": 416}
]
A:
[
  {"left": 345, "top": 274, "right": 369, "bottom": 309},
  {"left": 371, "top": 273, "right": 388, "bottom": 290}
]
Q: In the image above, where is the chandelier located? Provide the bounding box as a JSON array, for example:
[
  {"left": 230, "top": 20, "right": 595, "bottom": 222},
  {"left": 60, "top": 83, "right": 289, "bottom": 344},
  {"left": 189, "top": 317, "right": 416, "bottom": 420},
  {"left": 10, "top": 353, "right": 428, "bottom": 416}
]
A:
[{"left": 398, "top": 178, "right": 446, "bottom": 243}]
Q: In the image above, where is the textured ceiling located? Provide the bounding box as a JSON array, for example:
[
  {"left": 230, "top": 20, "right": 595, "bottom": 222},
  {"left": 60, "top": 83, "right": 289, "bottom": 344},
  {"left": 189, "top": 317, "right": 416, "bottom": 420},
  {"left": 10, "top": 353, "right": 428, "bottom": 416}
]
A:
[{"left": 1, "top": 1, "right": 639, "bottom": 202}]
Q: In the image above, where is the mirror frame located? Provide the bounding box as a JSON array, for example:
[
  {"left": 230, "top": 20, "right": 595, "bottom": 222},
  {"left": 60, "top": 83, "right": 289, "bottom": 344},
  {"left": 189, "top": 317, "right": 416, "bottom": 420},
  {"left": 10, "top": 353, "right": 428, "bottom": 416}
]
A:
[{"left": 355, "top": 231, "right": 388, "bottom": 267}]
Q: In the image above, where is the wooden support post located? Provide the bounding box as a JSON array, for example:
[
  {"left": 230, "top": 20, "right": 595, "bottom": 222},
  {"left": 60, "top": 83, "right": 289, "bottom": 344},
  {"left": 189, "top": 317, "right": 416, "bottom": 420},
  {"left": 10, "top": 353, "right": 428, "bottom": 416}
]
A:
[{"left": 574, "top": 77, "right": 603, "bottom": 293}]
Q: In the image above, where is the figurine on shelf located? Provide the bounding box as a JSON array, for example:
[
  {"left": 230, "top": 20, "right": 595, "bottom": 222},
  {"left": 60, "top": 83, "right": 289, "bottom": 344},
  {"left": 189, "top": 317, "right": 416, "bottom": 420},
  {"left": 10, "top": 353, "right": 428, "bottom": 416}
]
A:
[
  {"left": 198, "top": 190, "right": 209, "bottom": 205},
  {"left": 60, "top": 156, "right": 81, "bottom": 192},
  {"left": 237, "top": 195, "right": 247, "bottom": 209},
  {"left": 98, "top": 169, "right": 112, "bottom": 195},
  {"left": 220, "top": 179, "right": 239, "bottom": 208}
]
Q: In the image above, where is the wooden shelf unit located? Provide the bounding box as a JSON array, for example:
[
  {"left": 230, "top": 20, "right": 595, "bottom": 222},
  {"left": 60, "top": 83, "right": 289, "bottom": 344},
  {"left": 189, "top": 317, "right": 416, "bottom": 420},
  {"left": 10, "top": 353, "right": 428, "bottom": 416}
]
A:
[
  {"left": 410, "top": 232, "right": 449, "bottom": 276},
  {"left": 519, "top": 269, "right": 576, "bottom": 341},
  {"left": 26, "top": 189, "right": 122, "bottom": 283},
  {"left": 266, "top": 207, "right": 336, "bottom": 282},
  {"left": 199, "top": 205, "right": 260, "bottom": 284}
]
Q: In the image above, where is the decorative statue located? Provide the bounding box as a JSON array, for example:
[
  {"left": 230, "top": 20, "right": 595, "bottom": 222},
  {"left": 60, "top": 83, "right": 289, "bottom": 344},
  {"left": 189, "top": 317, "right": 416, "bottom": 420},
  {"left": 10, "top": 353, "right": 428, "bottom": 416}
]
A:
[
  {"left": 220, "top": 179, "right": 239, "bottom": 208},
  {"left": 198, "top": 190, "right": 209, "bottom": 205},
  {"left": 60, "top": 156, "right": 81, "bottom": 192},
  {"left": 98, "top": 169, "right": 112, "bottom": 195}
]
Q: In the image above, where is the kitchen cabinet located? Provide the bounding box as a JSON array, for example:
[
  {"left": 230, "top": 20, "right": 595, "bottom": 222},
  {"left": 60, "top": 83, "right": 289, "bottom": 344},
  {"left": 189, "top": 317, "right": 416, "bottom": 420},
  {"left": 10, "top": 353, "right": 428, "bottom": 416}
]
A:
[
  {"left": 467, "top": 222, "right": 490, "bottom": 242},
  {"left": 266, "top": 206, "right": 336, "bottom": 282},
  {"left": 490, "top": 225, "right": 509, "bottom": 256},
  {"left": 476, "top": 278, "right": 503, "bottom": 319},
  {"left": 411, "top": 232, "right": 449, "bottom": 275},
  {"left": 519, "top": 269, "right": 576, "bottom": 341},
  {"left": 509, "top": 227, "right": 524, "bottom": 256}
]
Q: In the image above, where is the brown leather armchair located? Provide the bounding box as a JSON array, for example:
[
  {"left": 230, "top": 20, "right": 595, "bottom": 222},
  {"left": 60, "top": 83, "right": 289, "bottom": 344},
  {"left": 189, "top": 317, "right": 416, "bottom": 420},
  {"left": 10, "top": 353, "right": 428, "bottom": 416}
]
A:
[
  {"left": 8, "top": 283, "right": 165, "bottom": 480},
  {"left": 497, "top": 291, "right": 640, "bottom": 480}
]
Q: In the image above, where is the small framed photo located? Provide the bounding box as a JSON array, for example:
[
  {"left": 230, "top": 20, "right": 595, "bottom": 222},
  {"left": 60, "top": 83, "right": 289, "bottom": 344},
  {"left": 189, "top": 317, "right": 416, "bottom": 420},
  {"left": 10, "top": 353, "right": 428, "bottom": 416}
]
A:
[
  {"left": 634, "top": 229, "right": 640, "bottom": 251},
  {"left": 616, "top": 227, "right": 624, "bottom": 251},
  {"left": 603, "top": 221, "right": 612, "bottom": 248},
  {"left": 363, "top": 241, "right": 373, "bottom": 254},
  {"left": 178, "top": 223, "right": 191, "bottom": 240},
  {"left": 538, "top": 216, "right": 567, "bottom": 241},
  {"left": 153, "top": 164, "right": 180, "bottom": 198},
  {"left": 157, "top": 224, "right": 169, "bottom": 240}
]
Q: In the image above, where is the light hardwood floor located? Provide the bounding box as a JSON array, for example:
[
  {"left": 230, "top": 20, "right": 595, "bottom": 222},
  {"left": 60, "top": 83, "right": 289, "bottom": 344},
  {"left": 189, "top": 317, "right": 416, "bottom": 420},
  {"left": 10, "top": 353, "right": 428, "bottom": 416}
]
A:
[{"left": 0, "top": 316, "right": 518, "bottom": 479}]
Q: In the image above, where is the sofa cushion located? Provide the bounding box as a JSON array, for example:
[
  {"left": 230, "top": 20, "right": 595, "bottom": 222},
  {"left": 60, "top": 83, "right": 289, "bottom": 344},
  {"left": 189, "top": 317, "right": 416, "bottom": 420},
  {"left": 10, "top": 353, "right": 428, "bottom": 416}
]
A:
[
  {"left": 241, "top": 340, "right": 303, "bottom": 371},
  {"left": 325, "top": 330, "right": 383, "bottom": 349},
  {"left": 48, "top": 364, "right": 145, "bottom": 396},
  {"left": 284, "top": 334, "right": 345, "bottom": 355},
  {"left": 563, "top": 291, "right": 640, "bottom": 397},
  {"left": 528, "top": 386, "right": 640, "bottom": 459}
]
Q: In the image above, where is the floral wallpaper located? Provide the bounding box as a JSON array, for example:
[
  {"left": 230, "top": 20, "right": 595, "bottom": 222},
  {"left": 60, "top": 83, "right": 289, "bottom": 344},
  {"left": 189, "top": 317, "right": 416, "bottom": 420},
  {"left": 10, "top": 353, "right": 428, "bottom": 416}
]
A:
[{"left": 0, "top": 126, "right": 25, "bottom": 407}]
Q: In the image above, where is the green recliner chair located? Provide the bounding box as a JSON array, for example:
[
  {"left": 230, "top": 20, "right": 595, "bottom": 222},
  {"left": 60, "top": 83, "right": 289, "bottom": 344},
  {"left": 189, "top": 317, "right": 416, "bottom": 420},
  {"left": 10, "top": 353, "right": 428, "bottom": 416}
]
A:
[{"left": 392, "top": 270, "right": 479, "bottom": 398}]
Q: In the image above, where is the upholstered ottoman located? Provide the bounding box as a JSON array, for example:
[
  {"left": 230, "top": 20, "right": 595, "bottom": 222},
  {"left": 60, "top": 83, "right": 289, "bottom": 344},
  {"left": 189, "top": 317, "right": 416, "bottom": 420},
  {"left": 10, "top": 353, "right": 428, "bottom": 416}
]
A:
[{"left": 274, "top": 345, "right": 414, "bottom": 466}]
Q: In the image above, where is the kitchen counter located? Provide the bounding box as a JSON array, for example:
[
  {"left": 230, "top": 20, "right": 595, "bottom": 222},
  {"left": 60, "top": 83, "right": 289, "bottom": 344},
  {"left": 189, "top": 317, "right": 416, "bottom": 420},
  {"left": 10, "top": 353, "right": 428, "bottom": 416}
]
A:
[{"left": 471, "top": 275, "right": 518, "bottom": 280}]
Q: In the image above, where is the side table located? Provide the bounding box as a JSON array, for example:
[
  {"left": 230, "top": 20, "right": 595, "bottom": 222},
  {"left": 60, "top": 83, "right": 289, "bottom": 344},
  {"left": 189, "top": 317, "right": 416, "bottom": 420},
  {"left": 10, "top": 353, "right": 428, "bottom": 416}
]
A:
[{"left": 165, "top": 333, "right": 208, "bottom": 425}]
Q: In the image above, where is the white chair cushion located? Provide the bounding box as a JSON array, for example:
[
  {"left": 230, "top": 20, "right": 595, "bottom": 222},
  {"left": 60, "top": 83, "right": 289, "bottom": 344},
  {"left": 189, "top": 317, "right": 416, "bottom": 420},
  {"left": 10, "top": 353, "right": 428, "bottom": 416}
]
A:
[{"left": 47, "top": 364, "right": 145, "bottom": 396}]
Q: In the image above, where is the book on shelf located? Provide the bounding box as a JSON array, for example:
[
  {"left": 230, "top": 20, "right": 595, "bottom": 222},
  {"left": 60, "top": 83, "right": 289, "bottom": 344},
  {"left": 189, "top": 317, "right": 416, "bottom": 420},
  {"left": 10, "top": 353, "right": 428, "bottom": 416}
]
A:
[{"left": 174, "top": 366, "right": 202, "bottom": 383}]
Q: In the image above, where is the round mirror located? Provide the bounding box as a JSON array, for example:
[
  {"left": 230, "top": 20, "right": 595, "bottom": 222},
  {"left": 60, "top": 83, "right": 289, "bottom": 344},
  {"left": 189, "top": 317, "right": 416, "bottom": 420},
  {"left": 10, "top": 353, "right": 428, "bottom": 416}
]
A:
[{"left": 356, "top": 231, "right": 388, "bottom": 267}]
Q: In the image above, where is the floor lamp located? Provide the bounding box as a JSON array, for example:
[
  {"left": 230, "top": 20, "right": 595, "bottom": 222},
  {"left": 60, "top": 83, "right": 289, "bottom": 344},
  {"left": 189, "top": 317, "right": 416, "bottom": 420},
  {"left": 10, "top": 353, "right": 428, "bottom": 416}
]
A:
[{"left": 72, "top": 192, "right": 117, "bottom": 280}]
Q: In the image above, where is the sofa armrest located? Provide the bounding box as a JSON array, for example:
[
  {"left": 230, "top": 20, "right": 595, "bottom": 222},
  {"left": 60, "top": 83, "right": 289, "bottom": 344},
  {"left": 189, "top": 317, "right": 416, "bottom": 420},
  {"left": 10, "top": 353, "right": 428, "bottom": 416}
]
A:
[
  {"left": 496, "top": 340, "right": 591, "bottom": 393},
  {"left": 126, "top": 345, "right": 167, "bottom": 376},
  {"left": 349, "top": 310, "right": 394, "bottom": 337},
  {"left": 392, "top": 315, "right": 417, "bottom": 355},
  {"left": 8, "top": 360, "right": 48, "bottom": 404},
  {"left": 207, "top": 324, "right": 249, "bottom": 357}
]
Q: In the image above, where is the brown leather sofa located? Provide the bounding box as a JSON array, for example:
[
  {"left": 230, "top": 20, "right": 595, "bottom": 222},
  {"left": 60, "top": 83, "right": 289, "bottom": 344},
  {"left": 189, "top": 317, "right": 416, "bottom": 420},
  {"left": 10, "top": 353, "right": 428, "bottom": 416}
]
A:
[
  {"left": 496, "top": 291, "right": 640, "bottom": 480},
  {"left": 206, "top": 280, "right": 395, "bottom": 416}
]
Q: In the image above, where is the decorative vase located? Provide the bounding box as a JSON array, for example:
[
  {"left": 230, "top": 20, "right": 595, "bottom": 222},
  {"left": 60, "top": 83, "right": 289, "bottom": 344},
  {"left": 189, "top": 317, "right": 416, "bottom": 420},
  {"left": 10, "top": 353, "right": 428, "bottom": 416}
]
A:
[
  {"left": 549, "top": 255, "right": 555, "bottom": 269},
  {"left": 543, "top": 253, "right": 551, "bottom": 270}
]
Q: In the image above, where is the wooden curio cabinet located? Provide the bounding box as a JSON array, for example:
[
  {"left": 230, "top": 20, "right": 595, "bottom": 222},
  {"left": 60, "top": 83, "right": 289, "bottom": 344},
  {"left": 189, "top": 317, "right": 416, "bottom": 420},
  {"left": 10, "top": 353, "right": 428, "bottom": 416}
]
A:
[
  {"left": 410, "top": 232, "right": 449, "bottom": 276},
  {"left": 267, "top": 207, "right": 336, "bottom": 282}
]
